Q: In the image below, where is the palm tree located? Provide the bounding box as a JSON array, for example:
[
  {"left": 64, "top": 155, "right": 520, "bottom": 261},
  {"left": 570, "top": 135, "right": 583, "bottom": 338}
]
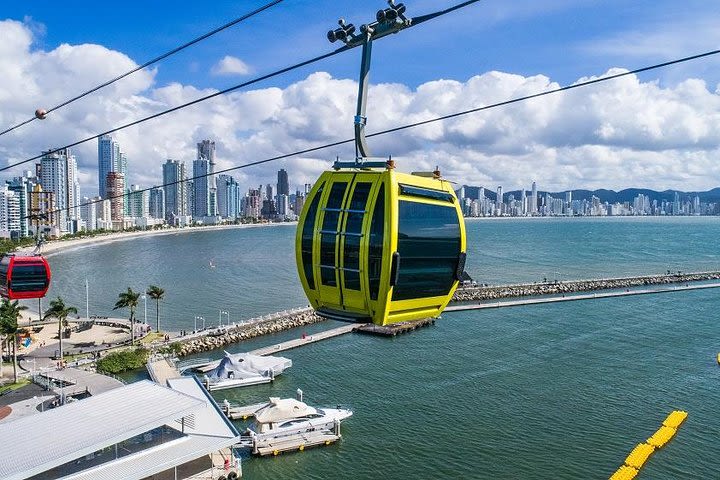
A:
[
  {"left": 43, "top": 297, "right": 77, "bottom": 365},
  {"left": 146, "top": 285, "right": 165, "bottom": 333},
  {"left": 114, "top": 287, "right": 141, "bottom": 345},
  {"left": 0, "top": 299, "right": 28, "bottom": 383}
]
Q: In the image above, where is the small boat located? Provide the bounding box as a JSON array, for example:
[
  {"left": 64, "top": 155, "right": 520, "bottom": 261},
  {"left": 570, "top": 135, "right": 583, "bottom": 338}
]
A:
[
  {"left": 209, "top": 259, "right": 216, "bottom": 268},
  {"left": 202, "top": 351, "right": 292, "bottom": 391}
]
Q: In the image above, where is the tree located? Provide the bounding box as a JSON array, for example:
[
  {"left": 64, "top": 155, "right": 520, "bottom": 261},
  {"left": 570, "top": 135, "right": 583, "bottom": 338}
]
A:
[
  {"left": 0, "top": 299, "right": 28, "bottom": 383},
  {"left": 43, "top": 297, "right": 77, "bottom": 365},
  {"left": 114, "top": 287, "right": 141, "bottom": 345},
  {"left": 146, "top": 285, "right": 165, "bottom": 333}
]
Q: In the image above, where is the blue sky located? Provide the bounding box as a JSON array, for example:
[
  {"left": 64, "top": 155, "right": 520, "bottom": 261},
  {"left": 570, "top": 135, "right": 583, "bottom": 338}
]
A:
[
  {"left": 1, "top": 1, "right": 720, "bottom": 193},
  {"left": 7, "top": 0, "right": 719, "bottom": 89}
]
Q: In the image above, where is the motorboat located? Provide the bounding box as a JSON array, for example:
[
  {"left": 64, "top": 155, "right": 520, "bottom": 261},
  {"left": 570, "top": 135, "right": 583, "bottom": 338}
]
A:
[
  {"left": 202, "top": 351, "right": 292, "bottom": 391},
  {"left": 242, "top": 396, "right": 353, "bottom": 440}
]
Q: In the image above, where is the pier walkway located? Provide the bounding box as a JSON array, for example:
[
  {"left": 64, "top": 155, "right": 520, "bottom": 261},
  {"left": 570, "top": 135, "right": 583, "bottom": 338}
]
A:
[
  {"left": 249, "top": 323, "right": 360, "bottom": 356},
  {"left": 446, "top": 282, "right": 720, "bottom": 312}
]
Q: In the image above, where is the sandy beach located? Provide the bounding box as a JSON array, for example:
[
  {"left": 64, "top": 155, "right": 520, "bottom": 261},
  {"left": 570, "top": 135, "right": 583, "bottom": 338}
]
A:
[{"left": 17, "top": 222, "right": 297, "bottom": 257}]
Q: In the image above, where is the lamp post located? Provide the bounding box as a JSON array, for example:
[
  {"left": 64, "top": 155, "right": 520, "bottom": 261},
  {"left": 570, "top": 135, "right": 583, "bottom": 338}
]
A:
[
  {"left": 219, "top": 310, "right": 229, "bottom": 327},
  {"left": 201, "top": 316, "right": 206, "bottom": 330},
  {"left": 141, "top": 295, "right": 147, "bottom": 325}
]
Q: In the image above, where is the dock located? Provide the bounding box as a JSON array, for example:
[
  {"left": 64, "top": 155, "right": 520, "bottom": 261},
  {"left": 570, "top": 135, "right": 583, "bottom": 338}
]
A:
[
  {"left": 254, "top": 430, "right": 341, "bottom": 456},
  {"left": 445, "top": 282, "right": 720, "bottom": 312},
  {"left": 356, "top": 317, "right": 435, "bottom": 336},
  {"left": 146, "top": 355, "right": 182, "bottom": 386},
  {"left": 223, "top": 401, "right": 269, "bottom": 421}
]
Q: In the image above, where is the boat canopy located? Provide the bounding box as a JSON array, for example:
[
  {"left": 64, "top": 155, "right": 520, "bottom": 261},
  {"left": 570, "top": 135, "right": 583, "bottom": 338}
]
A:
[
  {"left": 254, "top": 397, "right": 318, "bottom": 424},
  {"left": 206, "top": 352, "right": 292, "bottom": 381}
]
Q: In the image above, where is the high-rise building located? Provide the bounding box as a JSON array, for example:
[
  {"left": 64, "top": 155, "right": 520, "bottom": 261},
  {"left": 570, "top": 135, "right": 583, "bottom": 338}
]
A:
[
  {"left": 531, "top": 181, "right": 538, "bottom": 214},
  {"left": 197, "top": 140, "right": 217, "bottom": 216},
  {"left": 496, "top": 186, "right": 503, "bottom": 215},
  {"left": 163, "top": 160, "right": 187, "bottom": 221},
  {"left": 243, "top": 188, "right": 262, "bottom": 219},
  {"left": 277, "top": 169, "right": 289, "bottom": 197},
  {"left": 80, "top": 196, "right": 99, "bottom": 231},
  {"left": 41, "top": 148, "right": 80, "bottom": 233},
  {"left": 149, "top": 187, "right": 165, "bottom": 220},
  {"left": 105, "top": 172, "right": 125, "bottom": 225},
  {"left": 192, "top": 159, "right": 211, "bottom": 218},
  {"left": 98, "top": 135, "right": 126, "bottom": 199},
  {"left": 216, "top": 174, "right": 239, "bottom": 219},
  {"left": 0, "top": 185, "right": 20, "bottom": 237},
  {"left": 127, "top": 185, "right": 149, "bottom": 218},
  {"left": 6, "top": 173, "right": 37, "bottom": 237}
]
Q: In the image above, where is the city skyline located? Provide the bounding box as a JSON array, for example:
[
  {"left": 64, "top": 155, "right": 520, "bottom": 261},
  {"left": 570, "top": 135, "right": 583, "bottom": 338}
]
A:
[{"left": 1, "top": 2, "right": 720, "bottom": 196}]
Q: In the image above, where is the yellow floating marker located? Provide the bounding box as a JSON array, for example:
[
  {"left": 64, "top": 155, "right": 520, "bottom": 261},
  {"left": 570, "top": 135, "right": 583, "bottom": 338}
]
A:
[
  {"left": 717, "top": 352, "right": 720, "bottom": 365},
  {"left": 662, "top": 410, "right": 688, "bottom": 429},
  {"left": 647, "top": 425, "right": 677, "bottom": 448},
  {"left": 624, "top": 443, "right": 655, "bottom": 469},
  {"left": 609, "top": 465, "right": 638, "bottom": 480}
]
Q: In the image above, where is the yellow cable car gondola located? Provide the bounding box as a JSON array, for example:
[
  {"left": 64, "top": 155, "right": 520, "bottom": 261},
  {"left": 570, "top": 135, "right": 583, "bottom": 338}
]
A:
[
  {"left": 295, "top": 2, "right": 468, "bottom": 326},
  {"left": 296, "top": 163, "right": 466, "bottom": 325}
]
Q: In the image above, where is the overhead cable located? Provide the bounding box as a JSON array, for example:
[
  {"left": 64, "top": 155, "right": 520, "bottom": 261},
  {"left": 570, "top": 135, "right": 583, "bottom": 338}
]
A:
[{"left": 0, "top": 0, "right": 284, "bottom": 138}]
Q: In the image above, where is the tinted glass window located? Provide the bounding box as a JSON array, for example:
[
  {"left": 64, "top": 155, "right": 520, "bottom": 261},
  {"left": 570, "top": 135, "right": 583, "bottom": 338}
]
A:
[
  {"left": 320, "top": 182, "right": 348, "bottom": 286},
  {"left": 368, "top": 185, "right": 385, "bottom": 300},
  {"left": 301, "top": 184, "right": 323, "bottom": 289},
  {"left": 392, "top": 201, "right": 460, "bottom": 300},
  {"left": 343, "top": 182, "right": 371, "bottom": 291},
  {"left": 10, "top": 264, "right": 49, "bottom": 292}
]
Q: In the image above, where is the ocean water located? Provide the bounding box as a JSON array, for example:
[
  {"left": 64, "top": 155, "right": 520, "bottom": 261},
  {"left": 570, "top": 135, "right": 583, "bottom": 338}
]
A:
[{"left": 44, "top": 217, "right": 720, "bottom": 478}]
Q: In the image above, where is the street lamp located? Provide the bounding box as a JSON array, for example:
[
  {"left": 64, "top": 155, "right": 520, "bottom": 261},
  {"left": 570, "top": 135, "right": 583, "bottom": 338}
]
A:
[
  {"left": 219, "top": 310, "right": 229, "bottom": 327},
  {"left": 141, "top": 295, "right": 147, "bottom": 325}
]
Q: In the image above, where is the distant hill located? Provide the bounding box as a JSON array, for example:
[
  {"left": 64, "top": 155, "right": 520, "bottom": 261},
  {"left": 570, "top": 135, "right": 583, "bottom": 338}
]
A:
[{"left": 458, "top": 186, "right": 720, "bottom": 204}]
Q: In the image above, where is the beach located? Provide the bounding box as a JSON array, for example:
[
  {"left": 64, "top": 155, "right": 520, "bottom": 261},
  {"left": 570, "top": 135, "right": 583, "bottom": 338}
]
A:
[{"left": 18, "top": 222, "right": 297, "bottom": 257}]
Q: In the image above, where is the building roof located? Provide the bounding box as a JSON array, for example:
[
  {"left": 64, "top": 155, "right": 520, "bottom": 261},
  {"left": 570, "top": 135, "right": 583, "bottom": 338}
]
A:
[{"left": 0, "top": 380, "right": 206, "bottom": 480}]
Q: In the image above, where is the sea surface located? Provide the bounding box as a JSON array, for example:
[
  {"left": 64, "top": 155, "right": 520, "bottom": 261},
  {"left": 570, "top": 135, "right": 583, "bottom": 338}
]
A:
[{"left": 44, "top": 217, "right": 720, "bottom": 479}]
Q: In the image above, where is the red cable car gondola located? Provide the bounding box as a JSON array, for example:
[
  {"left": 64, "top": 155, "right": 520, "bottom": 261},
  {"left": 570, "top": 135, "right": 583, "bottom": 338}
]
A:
[{"left": 0, "top": 254, "right": 52, "bottom": 300}]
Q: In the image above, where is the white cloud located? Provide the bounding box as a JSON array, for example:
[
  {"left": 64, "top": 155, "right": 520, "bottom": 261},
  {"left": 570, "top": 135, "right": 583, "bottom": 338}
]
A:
[
  {"left": 2, "top": 19, "right": 720, "bottom": 198},
  {"left": 211, "top": 55, "right": 251, "bottom": 76}
]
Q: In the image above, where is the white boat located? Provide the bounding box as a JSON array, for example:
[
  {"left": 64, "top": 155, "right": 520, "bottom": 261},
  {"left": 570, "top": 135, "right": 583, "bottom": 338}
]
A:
[
  {"left": 202, "top": 352, "right": 292, "bottom": 391},
  {"left": 243, "top": 396, "right": 353, "bottom": 440}
]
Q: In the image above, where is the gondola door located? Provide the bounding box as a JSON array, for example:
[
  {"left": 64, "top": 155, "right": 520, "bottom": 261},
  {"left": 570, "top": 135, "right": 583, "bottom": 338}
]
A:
[
  {"left": 337, "top": 176, "right": 378, "bottom": 315},
  {"left": 316, "top": 174, "right": 354, "bottom": 309}
]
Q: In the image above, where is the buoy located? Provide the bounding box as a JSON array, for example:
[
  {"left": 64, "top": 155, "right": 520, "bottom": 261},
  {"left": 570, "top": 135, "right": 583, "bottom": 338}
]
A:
[
  {"left": 273, "top": 450, "right": 279, "bottom": 456},
  {"left": 716, "top": 352, "right": 719, "bottom": 365},
  {"left": 299, "top": 445, "right": 305, "bottom": 451},
  {"left": 242, "top": 415, "right": 248, "bottom": 420},
  {"left": 325, "top": 440, "right": 331, "bottom": 445}
]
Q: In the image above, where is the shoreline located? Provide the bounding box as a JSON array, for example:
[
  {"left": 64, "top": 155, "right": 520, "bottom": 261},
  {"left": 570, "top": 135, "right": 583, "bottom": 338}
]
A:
[{"left": 19, "top": 222, "right": 297, "bottom": 256}]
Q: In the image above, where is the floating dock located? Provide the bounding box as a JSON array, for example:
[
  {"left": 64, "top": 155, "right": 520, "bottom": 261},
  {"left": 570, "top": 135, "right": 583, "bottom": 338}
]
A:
[
  {"left": 254, "top": 430, "right": 341, "bottom": 456},
  {"left": 609, "top": 410, "right": 688, "bottom": 479},
  {"left": 356, "top": 318, "right": 435, "bottom": 336}
]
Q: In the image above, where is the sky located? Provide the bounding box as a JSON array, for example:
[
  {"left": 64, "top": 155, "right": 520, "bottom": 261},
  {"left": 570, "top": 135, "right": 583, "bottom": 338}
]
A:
[{"left": 1, "top": 0, "right": 720, "bottom": 196}]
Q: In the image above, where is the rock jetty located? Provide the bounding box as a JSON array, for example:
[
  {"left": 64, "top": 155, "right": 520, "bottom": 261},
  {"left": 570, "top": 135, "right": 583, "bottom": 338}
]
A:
[
  {"left": 175, "top": 308, "right": 324, "bottom": 357},
  {"left": 453, "top": 271, "right": 720, "bottom": 303}
]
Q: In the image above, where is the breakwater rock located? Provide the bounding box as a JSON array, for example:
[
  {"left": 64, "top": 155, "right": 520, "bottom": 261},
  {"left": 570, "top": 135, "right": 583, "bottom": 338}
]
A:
[
  {"left": 452, "top": 271, "right": 720, "bottom": 303},
  {"left": 175, "top": 308, "right": 324, "bottom": 357}
]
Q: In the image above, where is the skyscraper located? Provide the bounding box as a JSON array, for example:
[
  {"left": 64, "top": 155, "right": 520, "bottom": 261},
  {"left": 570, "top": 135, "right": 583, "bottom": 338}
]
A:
[
  {"left": 216, "top": 174, "right": 239, "bottom": 219},
  {"left": 98, "top": 135, "right": 126, "bottom": 199},
  {"left": 197, "top": 140, "right": 217, "bottom": 216},
  {"left": 192, "top": 158, "right": 211, "bottom": 218},
  {"left": 105, "top": 172, "right": 125, "bottom": 226},
  {"left": 531, "top": 181, "right": 538, "bottom": 214},
  {"left": 496, "top": 186, "right": 503, "bottom": 215},
  {"left": 162, "top": 159, "right": 187, "bottom": 222},
  {"left": 149, "top": 187, "right": 165, "bottom": 220},
  {"left": 277, "top": 169, "right": 289, "bottom": 196},
  {"left": 41, "top": 148, "right": 80, "bottom": 232}
]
